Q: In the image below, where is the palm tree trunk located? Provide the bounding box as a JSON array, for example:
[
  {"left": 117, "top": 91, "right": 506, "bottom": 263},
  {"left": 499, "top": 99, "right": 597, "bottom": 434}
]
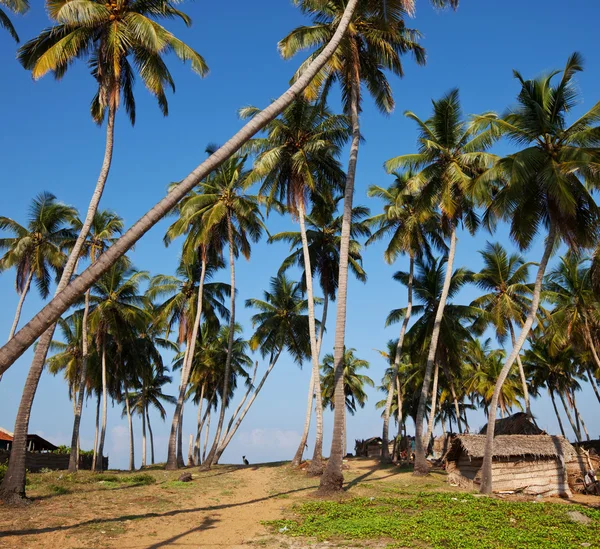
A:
[
  {"left": 7, "top": 270, "right": 34, "bottom": 341},
  {"left": 206, "top": 217, "right": 236, "bottom": 468},
  {"left": 0, "top": 0, "right": 361, "bottom": 380},
  {"left": 124, "top": 383, "right": 135, "bottom": 472},
  {"left": 0, "top": 107, "right": 116, "bottom": 503},
  {"left": 480, "top": 224, "right": 556, "bottom": 495},
  {"left": 382, "top": 255, "right": 414, "bottom": 460},
  {"left": 187, "top": 434, "right": 194, "bottom": 467},
  {"left": 425, "top": 362, "right": 440, "bottom": 452},
  {"left": 142, "top": 405, "right": 147, "bottom": 468},
  {"left": 146, "top": 407, "right": 155, "bottom": 465},
  {"left": 95, "top": 341, "right": 108, "bottom": 472},
  {"left": 571, "top": 390, "right": 590, "bottom": 441},
  {"left": 585, "top": 367, "right": 600, "bottom": 404},
  {"left": 549, "top": 389, "right": 567, "bottom": 438},
  {"left": 414, "top": 224, "right": 458, "bottom": 475},
  {"left": 559, "top": 390, "right": 581, "bottom": 442},
  {"left": 297, "top": 202, "right": 325, "bottom": 475},
  {"left": 508, "top": 323, "right": 531, "bottom": 418},
  {"left": 292, "top": 293, "right": 328, "bottom": 467},
  {"left": 203, "top": 407, "right": 211, "bottom": 463},
  {"left": 194, "top": 383, "right": 206, "bottom": 463},
  {"left": 214, "top": 351, "right": 282, "bottom": 462},
  {"left": 167, "top": 254, "right": 207, "bottom": 470},
  {"left": 92, "top": 394, "right": 100, "bottom": 470},
  {"left": 442, "top": 363, "right": 462, "bottom": 434},
  {"left": 68, "top": 288, "right": 91, "bottom": 473},
  {"left": 177, "top": 402, "right": 185, "bottom": 468},
  {"left": 319, "top": 76, "right": 360, "bottom": 494},
  {"left": 195, "top": 392, "right": 215, "bottom": 465}
]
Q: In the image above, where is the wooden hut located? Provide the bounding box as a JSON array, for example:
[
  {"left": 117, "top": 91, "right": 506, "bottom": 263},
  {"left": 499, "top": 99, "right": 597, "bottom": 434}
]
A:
[
  {"left": 354, "top": 437, "right": 394, "bottom": 458},
  {"left": 479, "top": 413, "right": 545, "bottom": 436},
  {"left": 445, "top": 434, "right": 575, "bottom": 497}
]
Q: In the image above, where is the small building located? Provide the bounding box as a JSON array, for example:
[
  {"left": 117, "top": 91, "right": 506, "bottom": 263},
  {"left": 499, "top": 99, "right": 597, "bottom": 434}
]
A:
[
  {"left": 0, "top": 428, "right": 58, "bottom": 454},
  {"left": 445, "top": 434, "right": 575, "bottom": 497},
  {"left": 354, "top": 437, "right": 394, "bottom": 458},
  {"left": 0, "top": 428, "right": 12, "bottom": 451},
  {"left": 479, "top": 412, "right": 545, "bottom": 436}
]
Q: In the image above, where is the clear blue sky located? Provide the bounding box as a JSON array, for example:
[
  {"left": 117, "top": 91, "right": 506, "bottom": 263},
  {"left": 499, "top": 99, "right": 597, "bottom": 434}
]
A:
[{"left": 1, "top": 1, "right": 599, "bottom": 470}]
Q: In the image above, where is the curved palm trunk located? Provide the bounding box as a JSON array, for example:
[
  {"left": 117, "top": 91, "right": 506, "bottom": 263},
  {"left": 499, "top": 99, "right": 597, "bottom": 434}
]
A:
[
  {"left": 480, "top": 224, "right": 556, "bottom": 494},
  {"left": 549, "top": 389, "right": 567, "bottom": 438},
  {"left": 425, "top": 362, "right": 440, "bottom": 454},
  {"left": 413, "top": 225, "right": 457, "bottom": 475},
  {"left": 319, "top": 77, "right": 360, "bottom": 494},
  {"left": 194, "top": 383, "right": 206, "bottom": 463},
  {"left": 8, "top": 270, "right": 34, "bottom": 341},
  {"left": 146, "top": 407, "right": 155, "bottom": 465},
  {"left": 95, "top": 341, "right": 109, "bottom": 472},
  {"left": 177, "top": 403, "right": 185, "bottom": 467},
  {"left": 571, "top": 391, "right": 590, "bottom": 441},
  {"left": 215, "top": 351, "right": 282, "bottom": 462},
  {"left": 141, "top": 405, "right": 147, "bottom": 468},
  {"left": 92, "top": 394, "right": 101, "bottom": 470},
  {"left": 508, "top": 323, "right": 531, "bottom": 418},
  {"left": 585, "top": 367, "right": 600, "bottom": 404},
  {"left": 195, "top": 392, "right": 215, "bottom": 464},
  {"left": 203, "top": 406, "right": 212, "bottom": 463},
  {"left": 206, "top": 218, "right": 236, "bottom": 468},
  {"left": 559, "top": 390, "right": 581, "bottom": 442},
  {"left": 382, "top": 255, "right": 414, "bottom": 460},
  {"left": 68, "top": 288, "right": 91, "bottom": 473},
  {"left": 0, "top": 0, "right": 360, "bottom": 379},
  {"left": 166, "top": 256, "right": 207, "bottom": 470},
  {"left": 292, "top": 294, "right": 328, "bottom": 467},
  {"left": 297, "top": 203, "right": 325, "bottom": 475},
  {"left": 124, "top": 384, "right": 135, "bottom": 472},
  {"left": 442, "top": 363, "right": 462, "bottom": 434},
  {"left": 0, "top": 107, "right": 116, "bottom": 503}
]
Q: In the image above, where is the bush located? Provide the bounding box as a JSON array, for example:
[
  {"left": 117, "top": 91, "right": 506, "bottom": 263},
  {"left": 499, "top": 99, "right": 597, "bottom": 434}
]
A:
[{"left": 0, "top": 463, "right": 6, "bottom": 483}]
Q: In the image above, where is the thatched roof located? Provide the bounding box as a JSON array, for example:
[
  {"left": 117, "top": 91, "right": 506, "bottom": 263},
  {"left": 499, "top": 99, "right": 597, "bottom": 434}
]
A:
[
  {"left": 445, "top": 434, "right": 576, "bottom": 462},
  {"left": 479, "top": 413, "right": 545, "bottom": 436}
]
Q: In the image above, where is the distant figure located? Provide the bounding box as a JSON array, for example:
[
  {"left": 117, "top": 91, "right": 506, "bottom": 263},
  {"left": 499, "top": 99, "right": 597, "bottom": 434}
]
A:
[{"left": 242, "top": 456, "right": 249, "bottom": 466}]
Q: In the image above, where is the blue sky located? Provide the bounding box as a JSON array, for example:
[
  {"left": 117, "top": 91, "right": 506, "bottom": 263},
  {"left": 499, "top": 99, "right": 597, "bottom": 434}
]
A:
[{"left": 1, "top": 1, "right": 599, "bottom": 470}]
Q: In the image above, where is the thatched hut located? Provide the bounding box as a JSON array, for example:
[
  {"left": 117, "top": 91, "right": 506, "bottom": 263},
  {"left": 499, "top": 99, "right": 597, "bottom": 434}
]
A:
[
  {"left": 354, "top": 437, "right": 394, "bottom": 458},
  {"left": 445, "top": 434, "right": 575, "bottom": 497},
  {"left": 479, "top": 413, "right": 545, "bottom": 436}
]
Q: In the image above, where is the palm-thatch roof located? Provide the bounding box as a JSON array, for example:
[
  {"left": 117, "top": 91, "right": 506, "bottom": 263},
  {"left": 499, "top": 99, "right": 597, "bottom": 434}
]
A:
[
  {"left": 479, "top": 413, "right": 545, "bottom": 436},
  {"left": 445, "top": 434, "right": 576, "bottom": 462}
]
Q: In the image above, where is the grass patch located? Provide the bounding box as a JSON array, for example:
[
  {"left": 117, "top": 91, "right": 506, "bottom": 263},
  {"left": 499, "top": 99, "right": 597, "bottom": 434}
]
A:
[
  {"left": 47, "top": 484, "right": 71, "bottom": 495},
  {"left": 94, "top": 473, "right": 156, "bottom": 486},
  {"left": 268, "top": 493, "right": 600, "bottom": 549}
]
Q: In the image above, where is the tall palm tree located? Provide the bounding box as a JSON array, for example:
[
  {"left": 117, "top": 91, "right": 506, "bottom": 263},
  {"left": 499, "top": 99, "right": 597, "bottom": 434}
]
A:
[
  {"left": 0, "top": 0, "right": 363, "bottom": 388},
  {"left": 0, "top": 192, "right": 76, "bottom": 342},
  {"left": 66, "top": 210, "right": 123, "bottom": 472},
  {"left": 471, "top": 242, "right": 535, "bottom": 417},
  {"left": 321, "top": 347, "right": 373, "bottom": 451},
  {"left": 475, "top": 53, "right": 600, "bottom": 494},
  {"left": 271, "top": 195, "right": 369, "bottom": 466},
  {"left": 385, "top": 89, "right": 495, "bottom": 474},
  {"left": 0, "top": 0, "right": 28, "bottom": 42},
  {"left": 366, "top": 171, "right": 444, "bottom": 459},
  {"left": 174, "top": 150, "right": 263, "bottom": 469},
  {"left": 87, "top": 260, "right": 149, "bottom": 471},
  {"left": 281, "top": 0, "right": 426, "bottom": 491},
  {"left": 242, "top": 98, "right": 349, "bottom": 473},
  {"left": 212, "top": 274, "right": 312, "bottom": 461}
]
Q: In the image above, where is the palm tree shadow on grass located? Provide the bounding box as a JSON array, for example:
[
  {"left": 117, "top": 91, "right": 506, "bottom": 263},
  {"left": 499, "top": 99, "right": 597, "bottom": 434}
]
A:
[{"left": 145, "top": 516, "right": 219, "bottom": 549}]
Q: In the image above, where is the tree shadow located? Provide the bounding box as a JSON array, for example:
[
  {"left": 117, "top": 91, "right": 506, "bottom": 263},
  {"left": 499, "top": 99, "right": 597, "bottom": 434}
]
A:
[{"left": 145, "top": 515, "right": 219, "bottom": 548}]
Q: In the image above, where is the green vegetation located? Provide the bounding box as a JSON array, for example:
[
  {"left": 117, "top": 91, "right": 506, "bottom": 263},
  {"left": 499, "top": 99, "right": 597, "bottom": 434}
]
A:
[{"left": 270, "top": 493, "right": 600, "bottom": 549}]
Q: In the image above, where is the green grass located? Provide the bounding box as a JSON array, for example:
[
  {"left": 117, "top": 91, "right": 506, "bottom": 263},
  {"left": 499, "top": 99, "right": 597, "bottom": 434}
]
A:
[{"left": 267, "top": 493, "right": 600, "bottom": 549}]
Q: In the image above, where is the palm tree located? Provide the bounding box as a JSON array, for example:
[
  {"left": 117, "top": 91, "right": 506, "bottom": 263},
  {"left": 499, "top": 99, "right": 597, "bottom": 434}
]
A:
[
  {"left": 385, "top": 89, "right": 495, "bottom": 474},
  {"left": 87, "top": 260, "right": 149, "bottom": 471},
  {"left": 474, "top": 53, "right": 600, "bottom": 494},
  {"left": 366, "top": 171, "right": 444, "bottom": 459},
  {"left": 212, "top": 274, "right": 312, "bottom": 461},
  {"left": 0, "top": 0, "right": 363, "bottom": 389},
  {"left": 0, "top": 0, "right": 28, "bottom": 42},
  {"left": 66, "top": 210, "right": 123, "bottom": 473},
  {"left": 0, "top": 192, "right": 76, "bottom": 342},
  {"left": 471, "top": 242, "right": 535, "bottom": 417},
  {"left": 271, "top": 195, "right": 369, "bottom": 466},
  {"left": 173, "top": 150, "right": 263, "bottom": 469},
  {"left": 321, "top": 347, "right": 373, "bottom": 451},
  {"left": 242, "top": 98, "right": 349, "bottom": 473},
  {"left": 281, "top": 0, "right": 427, "bottom": 492}
]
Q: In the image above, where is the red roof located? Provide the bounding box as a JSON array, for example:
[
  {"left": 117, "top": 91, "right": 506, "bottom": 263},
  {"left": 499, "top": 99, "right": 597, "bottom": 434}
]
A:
[{"left": 0, "top": 431, "right": 13, "bottom": 442}]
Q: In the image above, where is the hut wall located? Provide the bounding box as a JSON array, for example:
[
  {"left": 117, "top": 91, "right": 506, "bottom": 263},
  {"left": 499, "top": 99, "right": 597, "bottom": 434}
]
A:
[{"left": 447, "top": 454, "right": 572, "bottom": 497}]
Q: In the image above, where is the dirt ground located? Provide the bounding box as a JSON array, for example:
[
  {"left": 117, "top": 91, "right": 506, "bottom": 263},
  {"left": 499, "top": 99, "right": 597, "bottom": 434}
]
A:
[{"left": 0, "top": 459, "right": 597, "bottom": 549}]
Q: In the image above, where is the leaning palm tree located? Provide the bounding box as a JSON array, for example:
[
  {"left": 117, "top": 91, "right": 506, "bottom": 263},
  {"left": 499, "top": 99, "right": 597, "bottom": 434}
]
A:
[
  {"left": 271, "top": 194, "right": 369, "bottom": 466},
  {"left": 280, "top": 0, "right": 427, "bottom": 490},
  {"left": 0, "top": 0, "right": 363, "bottom": 385},
  {"left": 0, "top": 192, "right": 76, "bottom": 342},
  {"left": 321, "top": 347, "right": 373, "bottom": 451},
  {"left": 471, "top": 242, "right": 535, "bottom": 418},
  {"left": 0, "top": 0, "right": 28, "bottom": 42},
  {"left": 366, "top": 171, "right": 444, "bottom": 459},
  {"left": 242, "top": 98, "right": 349, "bottom": 473},
  {"left": 385, "top": 89, "right": 495, "bottom": 474},
  {"left": 474, "top": 53, "right": 600, "bottom": 494}
]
